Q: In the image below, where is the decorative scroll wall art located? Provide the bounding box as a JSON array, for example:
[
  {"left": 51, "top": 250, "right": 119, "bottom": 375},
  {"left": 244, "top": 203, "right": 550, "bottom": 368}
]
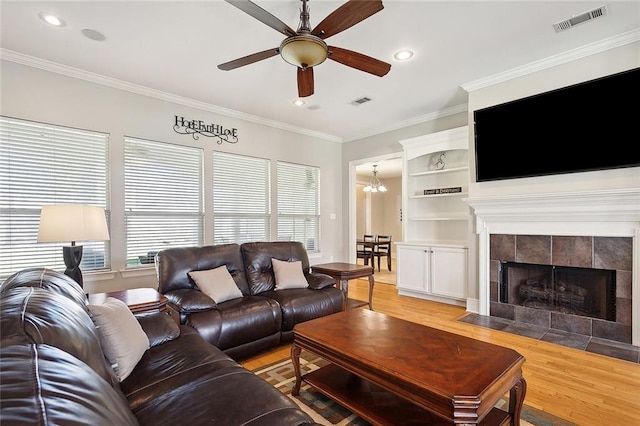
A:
[{"left": 173, "top": 115, "right": 238, "bottom": 144}]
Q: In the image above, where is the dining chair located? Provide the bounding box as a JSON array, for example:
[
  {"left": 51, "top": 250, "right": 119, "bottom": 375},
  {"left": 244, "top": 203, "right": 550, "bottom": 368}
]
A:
[
  {"left": 356, "top": 234, "right": 375, "bottom": 268},
  {"left": 373, "top": 235, "right": 392, "bottom": 272}
]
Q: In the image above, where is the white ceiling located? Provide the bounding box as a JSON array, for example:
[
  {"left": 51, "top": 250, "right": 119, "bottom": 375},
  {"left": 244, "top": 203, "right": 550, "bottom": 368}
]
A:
[
  {"left": 356, "top": 158, "right": 403, "bottom": 179},
  {"left": 1, "top": 0, "right": 639, "bottom": 149}
]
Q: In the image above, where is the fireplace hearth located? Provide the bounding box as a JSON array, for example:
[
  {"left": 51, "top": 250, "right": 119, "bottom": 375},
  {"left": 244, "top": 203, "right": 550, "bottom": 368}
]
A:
[{"left": 499, "top": 261, "right": 616, "bottom": 322}]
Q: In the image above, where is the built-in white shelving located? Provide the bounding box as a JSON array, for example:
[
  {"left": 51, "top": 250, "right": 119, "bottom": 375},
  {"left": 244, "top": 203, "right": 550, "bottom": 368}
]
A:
[{"left": 397, "top": 126, "right": 470, "bottom": 306}]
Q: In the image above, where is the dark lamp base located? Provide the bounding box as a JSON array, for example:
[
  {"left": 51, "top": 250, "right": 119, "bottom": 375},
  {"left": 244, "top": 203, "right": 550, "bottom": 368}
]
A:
[{"left": 63, "top": 245, "right": 84, "bottom": 288}]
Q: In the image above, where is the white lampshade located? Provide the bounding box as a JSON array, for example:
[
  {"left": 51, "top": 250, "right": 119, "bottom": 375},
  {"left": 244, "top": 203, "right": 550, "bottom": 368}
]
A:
[{"left": 38, "top": 204, "right": 110, "bottom": 244}]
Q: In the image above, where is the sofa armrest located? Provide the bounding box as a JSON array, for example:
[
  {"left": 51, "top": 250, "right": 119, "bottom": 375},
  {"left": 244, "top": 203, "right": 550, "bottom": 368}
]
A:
[
  {"left": 164, "top": 288, "right": 217, "bottom": 313},
  {"left": 137, "top": 312, "right": 181, "bottom": 348},
  {"left": 305, "top": 273, "right": 336, "bottom": 290}
]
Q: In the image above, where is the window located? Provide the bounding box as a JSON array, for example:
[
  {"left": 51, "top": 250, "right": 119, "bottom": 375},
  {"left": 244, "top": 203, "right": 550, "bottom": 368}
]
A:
[
  {"left": 0, "top": 116, "right": 109, "bottom": 277},
  {"left": 124, "top": 137, "right": 203, "bottom": 266},
  {"left": 213, "top": 151, "right": 270, "bottom": 244},
  {"left": 277, "top": 161, "right": 320, "bottom": 252}
]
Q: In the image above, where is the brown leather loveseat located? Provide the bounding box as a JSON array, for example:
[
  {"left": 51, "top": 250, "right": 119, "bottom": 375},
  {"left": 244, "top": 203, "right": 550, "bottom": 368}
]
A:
[
  {"left": 156, "top": 241, "right": 344, "bottom": 359},
  {"left": 0, "top": 268, "right": 320, "bottom": 425}
]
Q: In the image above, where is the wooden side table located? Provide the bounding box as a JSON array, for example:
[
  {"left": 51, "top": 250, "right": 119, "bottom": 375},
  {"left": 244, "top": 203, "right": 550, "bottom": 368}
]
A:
[
  {"left": 88, "top": 287, "right": 170, "bottom": 317},
  {"left": 311, "top": 262, "right": 374, "bottom": 310}
]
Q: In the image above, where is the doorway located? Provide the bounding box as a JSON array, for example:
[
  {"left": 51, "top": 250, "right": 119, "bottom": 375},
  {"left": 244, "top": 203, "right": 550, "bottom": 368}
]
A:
[{"left": 349, "top": 153, "right": 403, "bottom": 285}]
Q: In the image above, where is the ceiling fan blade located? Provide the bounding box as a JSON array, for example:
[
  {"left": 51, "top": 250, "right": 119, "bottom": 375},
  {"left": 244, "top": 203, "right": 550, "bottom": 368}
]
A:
[
  {"left": 218, "top": 47, "right": 279, "bottom": 71},
  {"left": 297, "top": 67, "right": 314, "bottom": 97},
  {"left": 328, "top": 46, "right": 390, "bottom": 77},
  {"left": 225, "top": 0, "right": 297, "bottom": 37},
  {"left": 311, "top": 0, "right": 383, "bottom": 39}
]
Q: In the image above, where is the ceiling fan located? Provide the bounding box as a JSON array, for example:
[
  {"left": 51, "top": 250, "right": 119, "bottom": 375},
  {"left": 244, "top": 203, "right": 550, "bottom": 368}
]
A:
[{"left": 218, "top": 0, "right": 391, "bottom": 98}]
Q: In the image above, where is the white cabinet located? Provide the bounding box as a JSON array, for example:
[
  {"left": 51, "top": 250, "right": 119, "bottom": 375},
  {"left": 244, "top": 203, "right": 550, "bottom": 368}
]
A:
[
  {"left": 396, "top": 243, "right": 467, "bottom": 306},
  {"left": 397, "top": 126, "right": 470, "bottom": 306}
]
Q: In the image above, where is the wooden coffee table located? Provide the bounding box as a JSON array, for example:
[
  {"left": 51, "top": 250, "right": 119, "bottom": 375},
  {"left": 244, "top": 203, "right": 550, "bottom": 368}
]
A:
[{"left": 291, "top": 309, "right": 526, "bottom": 425}]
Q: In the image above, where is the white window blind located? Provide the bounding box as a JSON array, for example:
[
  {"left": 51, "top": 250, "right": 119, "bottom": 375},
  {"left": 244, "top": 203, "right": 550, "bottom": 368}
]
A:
[
  {"left": 124, "top": 137, "right": 203, "bottom": 266},
  {"left": 277, "top": 161, "right": 320, "bottom": 252},
  {"left": 213, "top": 151, "right": 270, "bottom": 244},
  {"left": 0, "top": 116, "right": 110, "bottom": 277}
]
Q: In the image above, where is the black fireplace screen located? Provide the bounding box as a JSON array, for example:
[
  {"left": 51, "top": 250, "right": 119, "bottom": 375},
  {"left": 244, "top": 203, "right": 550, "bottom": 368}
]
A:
[{"left": 499, "top": 261, "right": 616, "bottom": 321}]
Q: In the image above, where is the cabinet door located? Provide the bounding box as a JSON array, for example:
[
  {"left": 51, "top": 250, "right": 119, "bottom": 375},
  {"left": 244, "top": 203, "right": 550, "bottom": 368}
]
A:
[
  {"left": 430, "top": 247, "right": 467, "bottom": 300},
  {"left": 396, "top": 245, "right": 428, "bottom": 293}
]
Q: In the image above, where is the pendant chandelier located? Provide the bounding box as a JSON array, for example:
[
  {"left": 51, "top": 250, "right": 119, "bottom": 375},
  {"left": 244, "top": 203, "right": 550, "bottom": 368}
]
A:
[{"left": 363, "top": 165, "right": 387, "bottom": 193}]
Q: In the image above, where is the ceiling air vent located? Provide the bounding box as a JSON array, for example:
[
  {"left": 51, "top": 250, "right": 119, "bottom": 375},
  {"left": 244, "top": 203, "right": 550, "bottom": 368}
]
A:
[
  {"left": 351, "top": 97, "right": 372, "bottom": 106},
  {"left": 553, "top": 5, "right": 608, "bottom": 33}
]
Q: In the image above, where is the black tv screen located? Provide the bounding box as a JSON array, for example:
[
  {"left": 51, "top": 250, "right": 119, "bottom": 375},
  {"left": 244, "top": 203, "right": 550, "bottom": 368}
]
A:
[{"left": 473, "top": 67, "right": 640, "bottom": 182}]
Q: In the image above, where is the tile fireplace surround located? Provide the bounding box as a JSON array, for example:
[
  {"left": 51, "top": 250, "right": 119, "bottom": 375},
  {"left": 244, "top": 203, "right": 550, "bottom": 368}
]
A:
[
  {"left": 466, "top": 188, "right": 640, "bottom": 347},
  {"left": 489, "top": 234, "right": 631, "bottom": 344}
]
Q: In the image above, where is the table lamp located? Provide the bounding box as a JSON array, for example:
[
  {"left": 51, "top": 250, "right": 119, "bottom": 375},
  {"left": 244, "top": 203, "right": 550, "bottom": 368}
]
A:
[{"left": 37, "top": 204, "right": 110, "bottom": 288}]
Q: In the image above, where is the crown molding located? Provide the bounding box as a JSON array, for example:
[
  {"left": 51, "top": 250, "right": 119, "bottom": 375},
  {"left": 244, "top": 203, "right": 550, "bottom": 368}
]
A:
[
  {"left": 0, "top": 49, "right": 342, "bottom": 143},
  {"left": 461, "top": 29, "right": 640, "bottom": 92},
  {"left": 342, "top": 103, "right": 468, "bottom": 143}
]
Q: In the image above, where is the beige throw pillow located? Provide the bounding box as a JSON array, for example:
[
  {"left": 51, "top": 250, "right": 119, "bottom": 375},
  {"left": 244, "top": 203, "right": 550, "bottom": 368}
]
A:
[
  {"left": 272, "top": 258, "right": 309, "bottom": 290},
  {"left": 188, "top": 265, "right": 243, "bottom": 303},
  {"left": 88, "top": 297, "right": 150, "bottom": 382}
]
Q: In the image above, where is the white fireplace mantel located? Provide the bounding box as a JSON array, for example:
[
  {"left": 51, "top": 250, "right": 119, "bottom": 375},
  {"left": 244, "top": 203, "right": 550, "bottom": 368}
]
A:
[{"left": 465, "top": 188, "right": 640, "bottom": 346}]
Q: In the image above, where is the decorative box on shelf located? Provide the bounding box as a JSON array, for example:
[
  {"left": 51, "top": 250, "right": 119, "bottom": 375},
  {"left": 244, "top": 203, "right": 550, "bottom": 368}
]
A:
[{"left": 423, "top": 186, "right": 462, "bottom": 195}]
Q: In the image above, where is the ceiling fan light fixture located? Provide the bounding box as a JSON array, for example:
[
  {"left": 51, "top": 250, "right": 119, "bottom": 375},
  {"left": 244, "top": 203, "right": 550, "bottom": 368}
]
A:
[{"left": 280, "top": 34, "right": 328, "bottom": 68}]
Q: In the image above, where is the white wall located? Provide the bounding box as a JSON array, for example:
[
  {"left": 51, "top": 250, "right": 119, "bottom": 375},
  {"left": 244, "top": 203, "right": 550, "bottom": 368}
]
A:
[{"left": 0, "top": 60, "right": 344, "bottom": 294}]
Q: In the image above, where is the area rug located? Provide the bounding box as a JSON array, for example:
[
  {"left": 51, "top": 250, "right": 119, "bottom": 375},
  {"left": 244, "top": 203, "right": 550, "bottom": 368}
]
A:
[{"left": 252, "top": 351, "right": 576, "bottom": 426}]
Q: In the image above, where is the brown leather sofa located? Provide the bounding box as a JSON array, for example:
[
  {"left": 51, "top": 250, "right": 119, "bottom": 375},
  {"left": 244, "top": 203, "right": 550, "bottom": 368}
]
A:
[
  {"left": 0, "top": 268, "right": 320, "bottom": 425},
  {"left": 156, "top": 241, "right": 345, "bottom": 359}
]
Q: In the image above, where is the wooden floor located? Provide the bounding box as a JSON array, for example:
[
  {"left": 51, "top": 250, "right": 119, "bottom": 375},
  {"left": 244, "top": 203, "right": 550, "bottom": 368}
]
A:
[{"left": 240, "top": 279, "right": 640, "bottom": 426}]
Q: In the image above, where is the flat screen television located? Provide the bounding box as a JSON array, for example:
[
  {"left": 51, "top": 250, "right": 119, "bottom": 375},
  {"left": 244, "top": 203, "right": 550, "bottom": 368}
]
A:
[{"left": 473, "top": 67, "right": 640, "bottom": 182}]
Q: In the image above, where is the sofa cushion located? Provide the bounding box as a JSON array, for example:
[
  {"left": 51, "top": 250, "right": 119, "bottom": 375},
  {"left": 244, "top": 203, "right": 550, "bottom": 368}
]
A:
[
  {"left": 186, "top": 296, "right": 282, "bottom": 352},
  {"left": 241, "top": 241, "right": 311, "bottom": 294},
  {"left": 262, "top": 287, "right": 344, "bottom": 335},
  {"left": 157, "top": 244, "right": 250, "bottom": 295},
  {"left": 272, "top": 258, "right": 309, "bottom": 290},
  {"left": 164, "top": 288, "right": 218, "bottom": 314},
  {"left": 121, "top": 328, "right": 314, "bottom": 426},
  {"left": 0, "top": 343, "right": 139, "bottom": 426},
  {"left": 0, "top": 267, "right": 87, "bottom": 309},
  {"left": 189, "top": 266, "right": 243, "bottom": 303},
  {"left": 306, "top": 272, "right": 337, "bottom": 290},
  {"left": 137, "top": 312, "right": 181, "bottom": 348},
  {"left": 89, "top": 297, "right": 150, "bottom": 381},
  {"left": 0, "top": 287, "right": 119, "bottom": 387}
]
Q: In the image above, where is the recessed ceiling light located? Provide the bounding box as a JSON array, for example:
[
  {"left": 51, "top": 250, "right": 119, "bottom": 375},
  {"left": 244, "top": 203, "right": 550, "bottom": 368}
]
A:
[
  {"left": 82, "top": 28, "right": 106, "bottom": 41},
  {"left": 38, "top": 12, "right": 66, "bottom": 27},
  {"left": 393, "top": 50, "right": 414, "bottom": 61},
  {"left": 292, "top": 99, "right": 305, "bottom": 107}
]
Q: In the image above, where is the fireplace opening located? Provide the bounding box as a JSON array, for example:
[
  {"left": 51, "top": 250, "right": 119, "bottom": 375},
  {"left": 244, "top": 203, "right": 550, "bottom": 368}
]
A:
[{"left": 499, "top": 261, "right": 616, "bottom": 321}]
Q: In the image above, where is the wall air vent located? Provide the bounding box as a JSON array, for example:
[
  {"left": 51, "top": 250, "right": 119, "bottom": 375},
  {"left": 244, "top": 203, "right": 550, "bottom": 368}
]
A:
[
  {"left": 553, "top": 5, "right": 608, "bottom": 33},
  {"left": 350, "top": 97, "right": 372, "bottom": 106}
]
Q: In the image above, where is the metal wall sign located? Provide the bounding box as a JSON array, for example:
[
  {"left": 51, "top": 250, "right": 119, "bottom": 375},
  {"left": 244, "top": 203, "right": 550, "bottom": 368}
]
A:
[{"left": 173, "top": 115, "right": 238, "bottom": 144}]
